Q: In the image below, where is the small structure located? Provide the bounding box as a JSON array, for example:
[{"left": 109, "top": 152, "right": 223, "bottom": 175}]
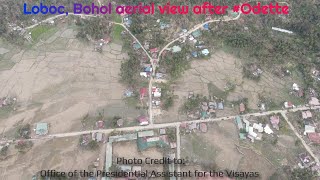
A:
[
  {"left": 302, "top": 111, "right": 312, "bottom": 119},
  {"left": 35, "top": 123, "right": 48, "bottom": 135},
  {"left": 170, "top": 142, "right": 177, "bottom": 149},
  {"left": 304, "top": 125, "right": 316, "bottom": 135},
  {"left": 203, "top": 23, "right": 209, "bottom": 30},
  {"left": 188, "top": 122, "right": 198, "bottom": 131},
  {"left": 200, "top": 123, "right": 208, "bottom": 133},
  {"left": 201, "top": 49, "right": 209, "bottom": 56},
  {"left": 272, "top": 27, "right": 293, "bottom": 34},
  {"left": 140, "top": 88, "right": 147, "bottom": 100},
  {"left": 137, "top": 116, "right": 149, "bottom": 126},
  {"left": 264, "top": 124, "right": 274, "bottom": 135},
  {"left": 191, "top": 51, "right": 198, "bottom": 58},
  {"left": 308, "top": 133, "right": 320, "bottom": 144},
  {"left": 284, "top": 101, "right": 294, "bottom": 108},
  {"left": 292, "top": 83, "right": 300, "bottom": 91},
  {"left": 152, "top": 87, "right": 161, "bottom": 98},
  {"left": 94, "top": 132, "right": 104, "bottom": 142},
  {"left": 253, "top": 123, "right": 264, "bottom": 133},
  {"left": 117, "top": 119, "right": 124, "bottom": 127},
  {"left": 159, "top": 128, "right": 166, "bottom": 135},
  {"left": 217, "top": 102, "right": 224, "bottom": 110},
  {"left": 239, "top": 103, "right": 246, "bottom": 113},
  {"left": 150, "top": 48, "right": 159, "bottom": 54},
  {"left": 270, "top": 115, "right": 280, "bottom": 130},
  {"left": 309, "top": 97, "right": 320, "bottom": 106},
  {"left": 96, "top": 120, "right": 105, "bottom": 129},
  {"left": 235, "top": 116, "right": 243, "bottom": 130},
  {"left": 133, "top": 42, "right": 141, "bottom": 50},
  {"left": 172, "top": 45, "right": 182, "bottom": 53},
  {"left": 299, "top": 153, "right": 313, "bottom": 167},
  {"left": 191, "top": 30, "right": 202, "bottom": 38},
  {"left": 138, "top": 130, "right": 155, "bottom": 138}
]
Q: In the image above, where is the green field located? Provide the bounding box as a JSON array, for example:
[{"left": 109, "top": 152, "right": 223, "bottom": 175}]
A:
[{"left": 30, "top": 25, "right": 57, "bottom": 42}]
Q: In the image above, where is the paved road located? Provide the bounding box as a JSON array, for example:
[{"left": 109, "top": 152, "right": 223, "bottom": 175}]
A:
[{"left": 4, "top": 105, "right": 318, "bottom": 142}]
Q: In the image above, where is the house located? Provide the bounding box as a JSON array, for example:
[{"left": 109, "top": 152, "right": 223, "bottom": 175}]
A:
[
  {"left": 150, "top": 48, "right": 159, "bottom": 53},
  {"left": 137, "top": 116, "right": 149, "bottom": 126},
  {"left": 203, "top": 23, "right": 209, "bottom": 30},
  {"left": 260, "top": 103, "right": 266, "bottom": 111},
  {"left": 307, "top": 133, "right": 320, "bottom": 144},
  {"left": 239, "top": 133, "right": 247, "bottom": 140},
  {"left": 170, "top": 142, "right": 177, "bottom": 149},
  {"left": 200, "top": 123, "right": 208, "bottom": 133},
  {"left": 253, "top": 123, "right": 264, "bottom": 133},
  {"left": 217, "top": 102, "right": 224, "bottom": 110},
  {"left": 140, "top": 72, "right": 149, "bottom": 78},
  {"left": 96, "top": 121, "right": 105, "bottom": 129},
  {"left": 284, "top": 101, "right": 294, "bottom": 108},
  {"left": 156, "top": 73, "right": 164, "bottom": 79},
  {"left": 248, "top": 126, "right": 257, "bottom": 141},
  {"left": 35, "top": 123, "right": 48, "bottom": 135},
  {"left": 117, "top": 119, "right": 124, "bottom": 127},
  {"left": 201, "top": 49, "right": 210, "bottom": 56},
  {"left": 302, "top": 111, "right": 312, "bottom": 119},
  {"left": 239, "top": 103, "right": 246, "bottom": 113},
  {"left": 140, "top": 88, "right": 147, "bottom": 100},
  {"left": 93, "top": 132, "right": 104, "bottom": 142},
  {"left": 264, "top": 124, "right": 274, "bottom": 135},
  {"left": 235, "top": 116, "right": 243, "bottom": 130},
  {"left": 138, "top": 130, "right": 155, "bottom": 138},
  {"left": 133, "top": 42, "right": 141, "bottom": 50},
  {"left": 299, "top": 153, "right": 313, "bottom": 167},
  {"left": 188, "top": 122, "right": 198, "bottom": 131},
  {"left": 144, "top": 66, "right": 153, "bottom": 73},
  {"left": 243, "top": 118, "right": 250, "bottom": 132},
  {"left": 152, "top": 87, "right": 161, "bottom": 98},
  {"left": 191, "top": 51, "right": 198, "bottom": 58},
  {"left": 159, "top": 128, "right": 166, "bottom": 135},
  {"left": 172, "top": 45, "right": 182, "bottom": 53},
  {"left": 292, "top": 83, "right": 300, "bottom": 91},
  {"left": 160, "top": 22, "right": 170, "bottom": 29},
  {"left": 309, "top": 97, "right": 320, "bottom": 106},
  {"left": 270, "top": 115, "right": 280, "bottom": 130},
  {"left": 192, "top": 30, "right": 202, "bottom": 38},
  {"left": 304, "top": 125, "right": 316, "bottom": 135}
]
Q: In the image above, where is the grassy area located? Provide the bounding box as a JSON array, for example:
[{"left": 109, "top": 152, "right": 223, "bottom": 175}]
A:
[
  {"left": 111, "top": 14, "right": 124, "bottom": 42},
  {"left": 181, "top": 133, "right": 219, "bottom": 163},
  {"left": 0, "top": 60, "right": 15, "bottom": 71},
  {"left": 208, "top": 82, "right": 228, "bottom": 99},
  {"left": 29, "top": 25, "right": 57, "bottom": 43},
  {"left": 0, "top": 106, "right": 14, "bottom": 119},
  {"left": 111, "top": 25, "right": 124, "bottom": 42}
]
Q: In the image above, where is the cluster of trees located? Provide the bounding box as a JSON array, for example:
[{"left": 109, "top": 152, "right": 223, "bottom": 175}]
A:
[
  {"left": 120, "top": 52, "right": 141, "bottom": 86},
  {"left": 161, "top": 45, "right": 191, "bottom": 79},
  {"left": 75, "top": 17, "right": 111, "bottom": 41}
]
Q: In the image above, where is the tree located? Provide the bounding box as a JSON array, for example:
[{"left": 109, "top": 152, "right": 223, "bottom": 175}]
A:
[
  {"left": 87, "top": 140, "right": 99, "bottom": 150},
  {"left": 291, "top": 168, "right": 315, "bottom": 180}
]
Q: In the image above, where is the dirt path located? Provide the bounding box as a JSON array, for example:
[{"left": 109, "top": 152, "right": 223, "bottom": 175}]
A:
[{"left": 281, "top": 112, "right": 320, "bottom": 163}]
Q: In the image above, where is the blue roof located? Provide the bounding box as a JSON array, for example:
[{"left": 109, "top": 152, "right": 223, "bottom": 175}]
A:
[
  {"left": 133, "top": 43, "right": 141, "bottom": 50},
  {"left": 203, "top": 23, "right": 209, "bottom": 30},
  {"left": 191, "top": 51, "right": 198, "bottom": 57},
  {"left": 144, "top": 67, "right": 152, "bottom": 72}
]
